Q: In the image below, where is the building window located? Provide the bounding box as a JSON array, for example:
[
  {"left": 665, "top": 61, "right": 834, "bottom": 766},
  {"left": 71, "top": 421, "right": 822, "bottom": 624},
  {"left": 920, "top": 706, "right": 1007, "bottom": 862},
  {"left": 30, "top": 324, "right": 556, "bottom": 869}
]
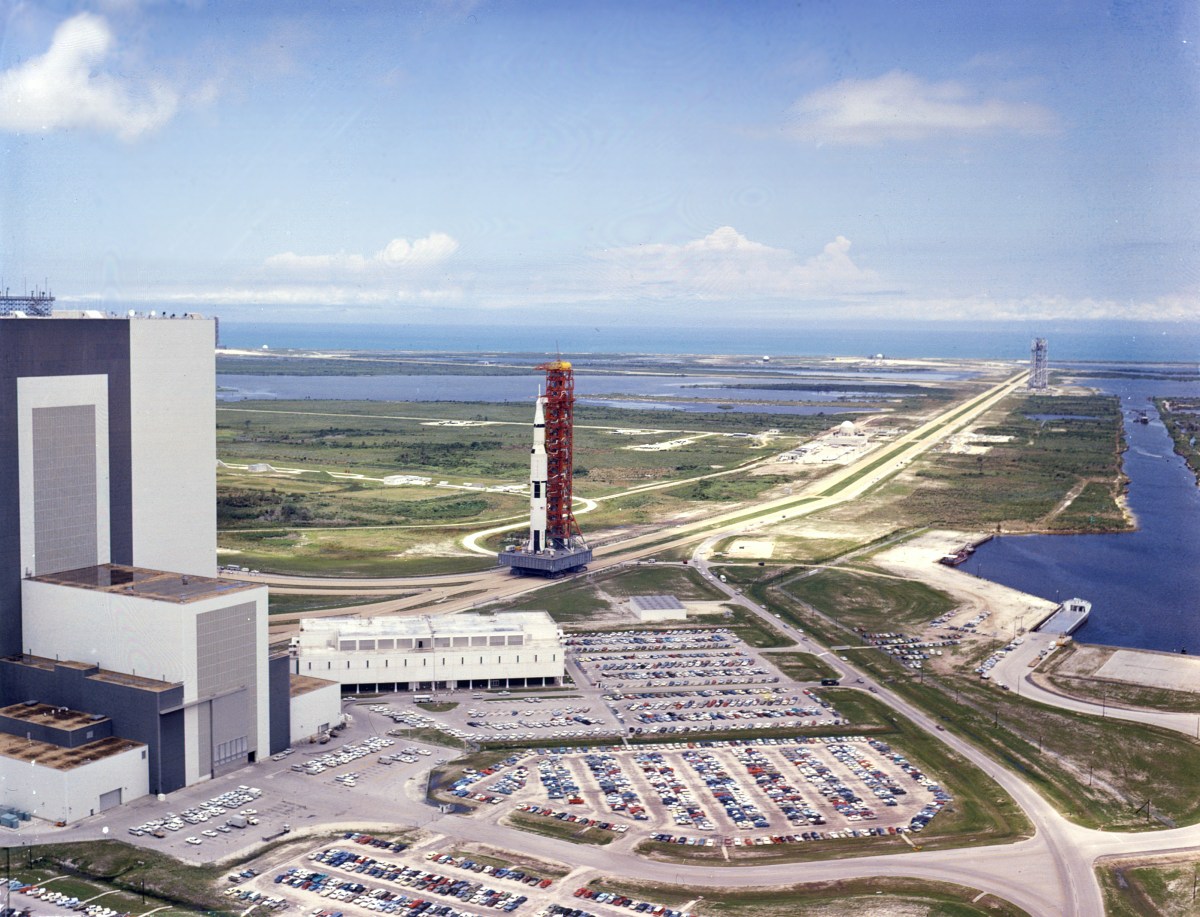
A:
[{"left": 307, "top": 662, "right": 312, "bottom": 671}]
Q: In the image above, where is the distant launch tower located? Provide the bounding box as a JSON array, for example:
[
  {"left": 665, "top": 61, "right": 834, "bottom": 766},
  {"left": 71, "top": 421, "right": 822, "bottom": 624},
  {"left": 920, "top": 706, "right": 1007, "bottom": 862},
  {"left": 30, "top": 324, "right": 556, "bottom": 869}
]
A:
[
  {"left": 499, "top": 359, "right": 593, "bottom": 577},
  {"left": 1029, "top": 338, "right": 1049, "bottom": 390}
]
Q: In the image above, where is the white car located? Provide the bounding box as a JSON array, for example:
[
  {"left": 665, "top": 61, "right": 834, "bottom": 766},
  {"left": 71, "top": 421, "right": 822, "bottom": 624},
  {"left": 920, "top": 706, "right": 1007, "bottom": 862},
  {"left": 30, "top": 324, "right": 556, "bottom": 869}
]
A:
[
  {"left": 202, "top": 829, "right": 218, "bottom": 838},
  {"left": 186, "top": 836, "right": 202, "bottom": 845}
]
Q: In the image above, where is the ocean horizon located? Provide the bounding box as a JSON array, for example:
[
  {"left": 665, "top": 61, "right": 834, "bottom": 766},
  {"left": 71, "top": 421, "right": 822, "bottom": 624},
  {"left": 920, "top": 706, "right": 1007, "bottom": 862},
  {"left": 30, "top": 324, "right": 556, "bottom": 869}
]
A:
[{"left": 216, "top": 319, "right": 1200, "bottom": 364}]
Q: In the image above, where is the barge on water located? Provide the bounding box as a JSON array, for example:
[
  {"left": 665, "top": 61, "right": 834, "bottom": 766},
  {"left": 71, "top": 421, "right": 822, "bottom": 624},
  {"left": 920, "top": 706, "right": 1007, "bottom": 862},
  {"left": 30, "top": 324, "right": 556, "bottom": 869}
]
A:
[{"left": 1036, "top": 597, "right": 1092, "bottom": 636}]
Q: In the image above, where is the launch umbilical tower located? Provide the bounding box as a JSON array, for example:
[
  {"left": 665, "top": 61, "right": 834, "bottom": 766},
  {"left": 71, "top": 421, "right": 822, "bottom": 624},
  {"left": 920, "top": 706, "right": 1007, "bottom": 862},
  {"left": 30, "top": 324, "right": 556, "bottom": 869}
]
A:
[
  {"left": 1029, "top": 338, "right": 1049, "bottom": 390},
  {"left": 538, "top": 359, "right": 582, "bottom": 547},
  {"left": 499, "top": 358, "right": 592, "bottom": 577}
]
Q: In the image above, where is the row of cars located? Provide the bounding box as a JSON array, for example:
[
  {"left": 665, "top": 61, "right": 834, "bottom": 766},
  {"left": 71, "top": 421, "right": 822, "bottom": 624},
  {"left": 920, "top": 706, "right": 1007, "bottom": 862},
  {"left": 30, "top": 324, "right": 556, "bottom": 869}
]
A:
[
  {"left": 278, "top": 860, "right": 531, "bottom": 914},
  {"left": 6, "top": 881, "right": 127, "bottom": 917},
  {"left": 424, "top": 853, "right": 554, "bottom": 890},
  {"left": 223, "top": 886, "right": 291, "bottom": 910},
  {"left": 295, "top": 736, "right": 396, "bottom": 775},
  {"left": 130, "top": 784, "right": 262, "bottom": 838},
  {"left": 649, "top": 825, "right": 914, "bottom": 847},
  {"left": 569, "top": 888, "right": 693, "bottom": 917},
  {"left": 564, "top": 629, "right": 733, "bottom": 651},
  {"left": 512, "top": 804, "right": 629, "bottom": 834}
]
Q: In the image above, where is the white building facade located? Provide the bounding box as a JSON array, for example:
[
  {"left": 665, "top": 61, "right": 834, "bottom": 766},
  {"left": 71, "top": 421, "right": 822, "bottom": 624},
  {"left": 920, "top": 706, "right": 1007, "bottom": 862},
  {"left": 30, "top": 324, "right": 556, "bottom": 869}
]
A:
[{"left": 294, "top": 612, "right": 564, "bottom": 692}]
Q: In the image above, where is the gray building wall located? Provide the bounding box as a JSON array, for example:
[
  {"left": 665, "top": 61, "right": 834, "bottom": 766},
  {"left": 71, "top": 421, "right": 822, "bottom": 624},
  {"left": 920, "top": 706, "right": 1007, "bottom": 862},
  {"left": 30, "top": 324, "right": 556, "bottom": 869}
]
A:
[
  {"left": 0, "top": 319, "right": 133, "bottom": 658},
  {"left": 32, "top": 404, "right": 100, "bottom": 575},
  {"left": 196, "top": 602, "right": 257, "bottom": 774},
  {"left": 0, "top": 711, "right": 112, "bottom": 748},
  {"left": 268, "top": 652, "right": 291, "bottom": 755}
]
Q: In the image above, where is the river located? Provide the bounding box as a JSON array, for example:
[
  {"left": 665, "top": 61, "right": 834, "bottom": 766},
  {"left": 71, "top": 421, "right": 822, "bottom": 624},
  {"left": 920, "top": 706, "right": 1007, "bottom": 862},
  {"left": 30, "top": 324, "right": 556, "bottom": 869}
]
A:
[{"left": 959, "top": 375, "right": 1200, "bottom": 652}]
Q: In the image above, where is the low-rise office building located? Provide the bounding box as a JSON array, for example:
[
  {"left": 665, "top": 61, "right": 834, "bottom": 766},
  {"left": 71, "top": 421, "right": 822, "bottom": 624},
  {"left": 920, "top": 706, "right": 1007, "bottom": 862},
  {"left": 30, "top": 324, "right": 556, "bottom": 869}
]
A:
[{"left": 293, "top": 612, "right": 564, "bottom": 693}]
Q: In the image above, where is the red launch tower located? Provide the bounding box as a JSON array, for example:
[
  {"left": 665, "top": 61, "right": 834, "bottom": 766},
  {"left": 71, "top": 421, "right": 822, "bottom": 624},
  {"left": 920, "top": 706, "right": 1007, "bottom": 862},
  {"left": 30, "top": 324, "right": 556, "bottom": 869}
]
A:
[{"left": 537, "top": 359, "right": 582, "bottom": 546}]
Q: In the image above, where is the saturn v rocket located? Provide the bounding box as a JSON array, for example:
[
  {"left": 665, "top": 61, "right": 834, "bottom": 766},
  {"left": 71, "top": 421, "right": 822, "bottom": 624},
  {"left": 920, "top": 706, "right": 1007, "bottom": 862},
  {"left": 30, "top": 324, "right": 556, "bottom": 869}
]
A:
[
  {"left": 529, "top": 394, "right": 549, "bottom": 554},
  {"left": 498, "top": 359, "right": 592, "bottom": 577}
]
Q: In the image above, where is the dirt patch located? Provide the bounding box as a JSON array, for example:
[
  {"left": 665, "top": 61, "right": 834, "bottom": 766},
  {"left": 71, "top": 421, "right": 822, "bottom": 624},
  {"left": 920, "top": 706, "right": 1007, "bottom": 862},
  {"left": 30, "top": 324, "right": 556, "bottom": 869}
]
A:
[
  {"left": 872, "top": 530, "right": 1058, "bottom": 644},
  {"left": 1050, "top": 643, "right": 1115, "bottom": 677},
  {"left": 727, "top": 538, "right": 775, "bottom": 559}
]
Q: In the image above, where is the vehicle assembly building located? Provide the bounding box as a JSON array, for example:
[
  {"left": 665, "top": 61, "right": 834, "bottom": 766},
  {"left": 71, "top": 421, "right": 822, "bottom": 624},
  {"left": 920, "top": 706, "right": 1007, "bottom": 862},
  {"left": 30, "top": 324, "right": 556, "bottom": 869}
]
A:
[
  {"left": 499, "top": 359, "right": 592, "bottom": 576},
  {"left": 0, "top": 311, "right": 339, "bottom": 823}
]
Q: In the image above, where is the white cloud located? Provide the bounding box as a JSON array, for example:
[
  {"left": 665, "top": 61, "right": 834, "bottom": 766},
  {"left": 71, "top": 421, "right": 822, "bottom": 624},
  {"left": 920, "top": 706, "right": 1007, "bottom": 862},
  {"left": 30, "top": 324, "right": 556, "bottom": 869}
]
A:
[
  {"left": 787, "top": 70, "right": 1059, "bottom": 145},
  {"left": 595, "top": 226, "right": 881, "bottom": 299},
  {"left": 264, "top": 232, "right": 460, "bottom": 273},
  {"left": 0, "top": 13, "right": 178, "bottom": 140},
  {"left": 98, "top": 285, "right": 465, "bottom": 307}
]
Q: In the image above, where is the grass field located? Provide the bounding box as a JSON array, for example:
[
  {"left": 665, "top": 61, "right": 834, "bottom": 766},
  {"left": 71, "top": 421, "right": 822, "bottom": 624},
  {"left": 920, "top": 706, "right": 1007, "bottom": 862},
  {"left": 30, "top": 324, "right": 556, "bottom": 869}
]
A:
[
  {"left": 1098, "top": 855, "right": 1200, "bottom": 917},
  {"left": 18, "top": 840, "right": 234, "bottom": 913},
  {"left": 584, "top": 876, "right": 1029, "bottom": 916},
  {"left": 504, "top": 811, "right": 616, "bottom": 845},
  {"left": 1158, "top": 397, "right": 1200, "bottom": 486},
  {"left": 214, "top": 398, "right": 838, "bottom": 574},
  {"left": 779, "top": 566, "right": 957, "bottom": 632},
  {"left": 889, "top": 393, "right": 1129, "bottom": 532},
  {"left": 764, "top": 650, "right": 840, "bottom": 681}
]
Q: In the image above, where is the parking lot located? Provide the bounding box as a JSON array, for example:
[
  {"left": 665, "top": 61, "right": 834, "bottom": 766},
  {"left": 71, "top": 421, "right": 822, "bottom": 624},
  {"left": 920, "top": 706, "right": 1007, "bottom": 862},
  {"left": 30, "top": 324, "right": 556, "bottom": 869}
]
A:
[
  {"left": 567, "top": 629, "right": 789, "bottom": 693},
  {"left": 466, "top": 737, "right": 952, "bottom": 847},
  {"left": 232, "top": 831, "right": 698, "bottom": 917},
  {"left": 611, "top": 687, "right": 845, "bottom": 735}
]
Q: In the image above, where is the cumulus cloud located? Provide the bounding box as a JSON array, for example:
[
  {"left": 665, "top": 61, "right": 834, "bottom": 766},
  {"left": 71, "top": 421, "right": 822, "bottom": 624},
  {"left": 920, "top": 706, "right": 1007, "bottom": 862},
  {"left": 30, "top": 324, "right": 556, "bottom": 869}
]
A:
[
  {"left": 787, "top": 70, "right": 1059, "bottom": 145},
  {"left": 264, "top": 232, "right": 460, "bottom": 273},
  {"left": 596, "top": 226, "right": 880, "bottom": 299},
  {"left": 0, "top": 13, "right": 178, "bottom": 140}
]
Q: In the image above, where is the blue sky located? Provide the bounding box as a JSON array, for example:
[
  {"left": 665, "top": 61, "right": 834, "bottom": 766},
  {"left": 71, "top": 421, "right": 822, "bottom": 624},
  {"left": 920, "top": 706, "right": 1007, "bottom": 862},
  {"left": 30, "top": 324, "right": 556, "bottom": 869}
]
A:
[{"left": 1, "top": 0, "right": 1196, "bottom": 328}]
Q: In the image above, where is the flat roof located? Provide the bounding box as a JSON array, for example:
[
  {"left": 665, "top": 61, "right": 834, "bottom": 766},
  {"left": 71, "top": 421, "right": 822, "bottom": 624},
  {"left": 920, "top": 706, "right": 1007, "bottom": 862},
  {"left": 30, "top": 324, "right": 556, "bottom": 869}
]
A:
[
  {"left": 0, "top": 734, "right": 142, "bottom": 771},
  {"left": 302, "top": 611, "right": 556, "bottom": 639},
  {"left": 32, "top": 564, "right": 260, "bottom": 604},
  {"left": 3, "top": 654, "right": 181, "bottom": 693},
  {"left": 290, "top": 674, "right": 338, "bottom": 698},
  {"left": 630, "top": 595, "right": 685, "bottom": 611},
  {"left": 0, "top": 702, "right": 108, "bottom": 732}
]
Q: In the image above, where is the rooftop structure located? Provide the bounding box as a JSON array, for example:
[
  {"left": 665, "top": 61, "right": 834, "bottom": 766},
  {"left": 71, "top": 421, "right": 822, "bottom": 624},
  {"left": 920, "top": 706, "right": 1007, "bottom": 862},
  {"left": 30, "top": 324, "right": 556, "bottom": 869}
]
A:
[
  {"left": 0, "top": 733, "right": 141, "bottom": 771},
  {"left": 32, "top": 563, "right": 258, "bottom": 603},
  {"left": 0, "top": 287, "right": 54, "bottom": 317}
]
